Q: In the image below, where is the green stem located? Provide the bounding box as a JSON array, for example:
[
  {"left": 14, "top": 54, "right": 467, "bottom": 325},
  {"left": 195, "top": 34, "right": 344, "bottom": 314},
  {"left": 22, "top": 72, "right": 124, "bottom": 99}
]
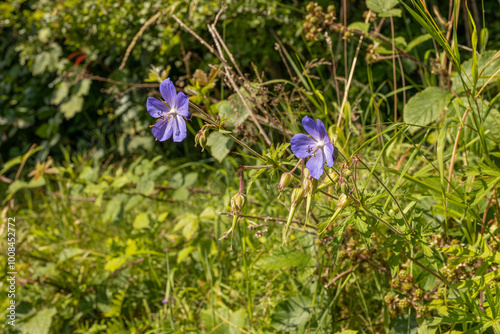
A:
[
  {"left": 189, "top": 101, "right": 266, "bottom": 161},
  {"left": 237, "top": 221, "right": 253, "bottom": 326},
  {"left": 360, "top": 204, "right": 405, "bottom": 237},
  {"left": 353, "top": 154, "right": 413, "bottom": 234}
]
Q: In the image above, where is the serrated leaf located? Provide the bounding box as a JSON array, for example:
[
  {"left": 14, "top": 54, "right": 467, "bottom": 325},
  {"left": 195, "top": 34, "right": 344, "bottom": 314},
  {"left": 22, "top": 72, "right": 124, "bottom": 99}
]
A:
[
  {"left": 133, "top": 212, "right": 150, "bottom": 229},
  {"left": 217, "top": 97, "right": 250, "bottom": 128},
  {"left": 452, "top": 50, "right": 500, "bottom": 93},
  {"left": 20, "top": 307, "right": 57, "bottom": 334},
  {"left": 366, "top": 0, "right": 398, "bottom": 14},
  {"left": 207, "top": 132, "right": 233, "bottom": 163},
  {"left": 60, "top": 95, "right": 84, "bottom": 120},
  {"left": 51, "top": 83, "right": 69, "bottom": 105},
  {"left": 403, "top": 87, "right": 453, "bottom": 133},
  {"left": 271, "top": 295, "right": 313, "bottom": 332},
  {"left": 256, "top": 247, "right": 310, "bottom": 270}
]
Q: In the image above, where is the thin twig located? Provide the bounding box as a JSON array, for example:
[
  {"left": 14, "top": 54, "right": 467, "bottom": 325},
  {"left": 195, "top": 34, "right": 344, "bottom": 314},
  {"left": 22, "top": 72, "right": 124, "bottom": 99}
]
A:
[
  {"left": 207, "top": 24, "right": 272, "bottom": 146},
  {"left": 119, "top": 9, "right": 167, "bottom": 70},
  {"left": 337, "top": 11, "right": 372, "bottom": 128},
  {"left": 172, "top": 14, "right": 217, "bottom": 55},
  {"left": 219, "top": 212, "right": 318, "bottom": 235}
]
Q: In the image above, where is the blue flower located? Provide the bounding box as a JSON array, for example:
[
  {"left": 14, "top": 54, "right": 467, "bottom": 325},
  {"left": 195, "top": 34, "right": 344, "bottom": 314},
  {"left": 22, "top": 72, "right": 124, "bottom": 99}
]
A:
[
  {"left": 290, "top": 116, "right": 335, "bottom": 179},
  {"left": 146, "top": 78, "right": 190, "bottom": 142}
]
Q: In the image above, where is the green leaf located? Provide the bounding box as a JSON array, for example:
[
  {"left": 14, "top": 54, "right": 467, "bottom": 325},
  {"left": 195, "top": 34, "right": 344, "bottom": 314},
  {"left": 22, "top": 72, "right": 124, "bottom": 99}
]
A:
[
  {"left": 256, "top": 246, "right": 310, "bottom": 270},
  {"left": 20, "top": 307, "right": 57, "bottom": 334},
  {"left": 183, "top": 172, "right": 198, "bottom": 187},
  {"left": 366, "top": 0, "right": 399, "bottom": 14},
  {"left": 378, "top": 8, "right": 401, "bottom": 18},
  {"left": 348, "top": 22, "right": 370, "bottom": 34},
  {"left": 172, "top": 187, "right": 189, "bottom": 201},
  {"left": 58, "top": 248, "right": 85, "bottom": 263},
  {"left": 403, "top": 87, "right": 453, "bottom": 133},
  {"left": 207, "top": 132, "right": 233, "bottom": 163},
  {"left": 174, "top": 213, "right": 200, "bottom": 239},
  {"left": 271, "top": 295, "right": 313, "bottom": 331},
  {"left": 177, "top": 246, "right": 195, "bottom": 264},
  {"left": 201, "top": 307, "right": 247, "bottom": 334},
  {"left": 75, "top": 79, "right": 92, "bottom": 96},
  {"left": 216, "top": 97, "right": 250, "bottom": 128},
  {"left": 103, "top": 196, "right": 124, "bottom": 222},
  {"left": 405, "top": 34, "right": 432, "bottom": 52},
  {"left": 199, "top": 206, "right": 216, "bottom": 220},
  {"left": 51, "top": 82, "right": 69, "bottom": 105},
  {"left": 452, "top": 50, "right": 500, "bottom": 93},
  {"left": 60, "top": 95, "right": 84, "bottom": 120},
  {"left": 133, "top": 213, "right": 151, "bottom": 229}
]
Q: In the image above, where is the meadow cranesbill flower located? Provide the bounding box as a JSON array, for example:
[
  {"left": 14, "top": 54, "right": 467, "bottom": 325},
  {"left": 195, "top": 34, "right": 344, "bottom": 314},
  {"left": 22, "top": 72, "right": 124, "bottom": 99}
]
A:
[
  {"left": 146, "top": 78, "right": 190, "bottom": 142},
  {"left": 290, "top": 116, "right": 335, "bottom": 179}
]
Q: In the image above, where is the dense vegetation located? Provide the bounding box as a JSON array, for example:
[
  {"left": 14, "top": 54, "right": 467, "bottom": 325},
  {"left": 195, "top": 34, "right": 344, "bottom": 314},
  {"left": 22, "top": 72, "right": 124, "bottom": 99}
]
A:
[{"left": 1, "top": 0, "right": 500, "bottom": 333}]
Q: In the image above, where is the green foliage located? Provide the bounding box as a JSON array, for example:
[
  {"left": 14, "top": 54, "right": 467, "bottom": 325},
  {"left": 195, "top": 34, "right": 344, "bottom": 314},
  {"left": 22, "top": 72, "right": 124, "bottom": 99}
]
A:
[{"left": 2, "top": 0, "right": 500, "bottom": 333}]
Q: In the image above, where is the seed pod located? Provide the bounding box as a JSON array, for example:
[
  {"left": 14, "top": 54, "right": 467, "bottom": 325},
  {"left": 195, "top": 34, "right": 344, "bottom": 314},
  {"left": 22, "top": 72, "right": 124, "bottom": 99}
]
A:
[
  {"left": 291, "top": 188, "right": 305, "bottom": 205},
  {"left": 343, "top": 169, "right": 352, "bottom": 177},
  {"left": 303, "top": 176, "right": 318, "bottom": 195},
  {"left": 231, "top": 193, "right": 246, "bottom": 214},
  {"left": 319, "top": 171, "right": 339, "bottom": 189},
  {"left": 337, "top": 193, "right": 351, "bottom": 209},
  {"left": 277, "top": 172, "right": 294, "bottom": 191}
]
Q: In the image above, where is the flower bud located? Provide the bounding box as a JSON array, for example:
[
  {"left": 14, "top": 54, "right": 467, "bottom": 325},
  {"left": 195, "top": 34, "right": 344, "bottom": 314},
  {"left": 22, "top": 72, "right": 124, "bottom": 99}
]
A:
[
  {"left": 337, "top": 193, "right": 351, "bottom": 209},
  {"left": 343, "top": 169, "right": 352, "bottom": 177},
  {"left": 302, "top": 176, "right": 317, "bottom": 195},
  {"left": 277, "top": 172, "right": 293, "bottom": 191},
  {"left": 291, "top": 188, "right": 305, "bottom": 206},
  {"left": 327, "top": 5, "right": 335, "bottom": 13},
  {"left": 231, "top": 193, "right": 246, "bottom": 214}
]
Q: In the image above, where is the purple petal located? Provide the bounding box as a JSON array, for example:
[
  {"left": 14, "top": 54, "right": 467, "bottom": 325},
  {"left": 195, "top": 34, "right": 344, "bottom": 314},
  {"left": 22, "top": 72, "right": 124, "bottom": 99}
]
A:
[
  {"left": 324, "top": 143, "right": 335, "bottom": 167},
  {"left": 291, "top": 134, "right": 317, "bottom": 159},
  {"left": 302, "top": 116, "right": 321, "bottom": 141},
  {"left": 172, "top": 115, "right": 187, "bottom": 142},
  {"left": 147, "top": 97, "right": 169, "bottom": 118},
  {"left": 306, "top": 149, "right": 325, "bottom": 179},
  {"left": 160, "top": 78, "right": 177, "bottom": 107},
  {"left": 316, "top": 119, "right": 330, "bottom": 142},
  {"left": 152, "top": 118, "right": 173, "bottom": 142},
  {"left": 174, "top": 92, "right": 189, "bottom": 117}
]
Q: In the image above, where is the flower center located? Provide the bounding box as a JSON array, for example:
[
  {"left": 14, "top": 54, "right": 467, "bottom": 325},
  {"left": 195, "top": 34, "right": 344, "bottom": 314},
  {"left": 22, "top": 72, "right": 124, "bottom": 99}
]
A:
[{"left": 316, "top": 140, "right": 325, "bottom": 148}]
